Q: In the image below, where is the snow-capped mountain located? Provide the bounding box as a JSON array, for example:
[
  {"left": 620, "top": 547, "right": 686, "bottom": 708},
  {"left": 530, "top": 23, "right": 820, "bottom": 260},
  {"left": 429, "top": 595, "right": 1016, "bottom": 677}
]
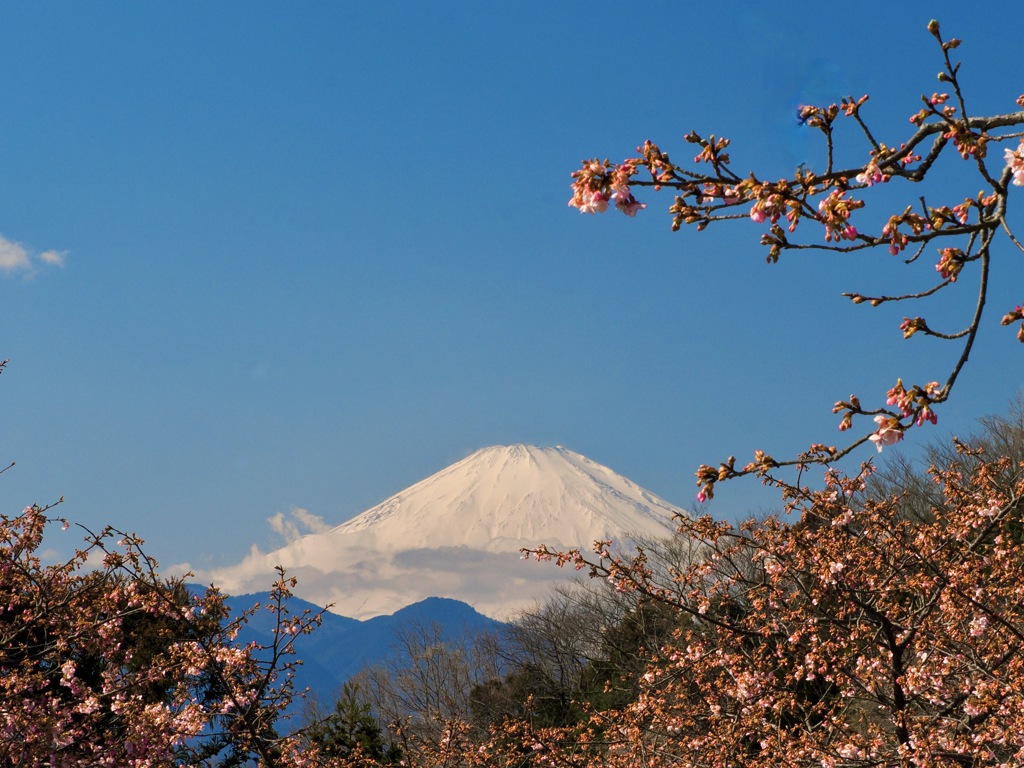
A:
[{"left": 200, "top": 445, "right": 683, "bottom": 619}]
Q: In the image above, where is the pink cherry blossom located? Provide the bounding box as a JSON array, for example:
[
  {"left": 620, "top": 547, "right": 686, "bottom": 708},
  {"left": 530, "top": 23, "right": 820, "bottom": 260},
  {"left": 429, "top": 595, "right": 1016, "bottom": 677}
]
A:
[
  {"left": 576, "top": 190, "right": 609, "bottom": 215},
  {"left": 868, "top": 414, "right": 904, "bottom": 451},
  {"left": 616, "top": 196, "right": 646, "bottom": 217},
  {"left": 855, "top": 161, "right": 887, "bottom": 186},
  {"left": 609, "top": 184, "right": 632, "bottom": 203},
  {"left": 1005, "top": 140, "right": 1024, "bottom": 186}
]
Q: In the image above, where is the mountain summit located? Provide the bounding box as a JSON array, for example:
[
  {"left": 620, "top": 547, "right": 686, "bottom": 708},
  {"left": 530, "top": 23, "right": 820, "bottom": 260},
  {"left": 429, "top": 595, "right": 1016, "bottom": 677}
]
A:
[
  {"left": 332, "top": 444, "right": 678, "bottom": 552},
  {"left": 202, "top": 445, "right": 682, "bottom": 619}
]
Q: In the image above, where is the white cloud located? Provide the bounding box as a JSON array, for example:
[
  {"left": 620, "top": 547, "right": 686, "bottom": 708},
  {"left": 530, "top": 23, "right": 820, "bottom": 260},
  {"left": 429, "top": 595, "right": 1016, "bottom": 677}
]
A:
[
  {"left": 164, "top": 561, "right": 195, "bottom": 580},
  {"left": 292, "top": 507, "right": 330, "bottom": 534},
  {"left": 0, "top": 234, "right": 68, "bottom": 275},
  {"left": 192, "top": 540, "right": 584, "bottom": 621},
  {"left": 38, "top": 548, "right": 64, "bottom": 563},
  {"left": 267, "top": 507, "right": 330, "bottom": 545},
  {"left": 38, "top": 249, "right": 67, "bottom": 267},
  {"left": 83, "top": 547, "right": 110, "bottom": 568},
  {"left": 0, "top": 236, "right": 31, "bottom": 273}
]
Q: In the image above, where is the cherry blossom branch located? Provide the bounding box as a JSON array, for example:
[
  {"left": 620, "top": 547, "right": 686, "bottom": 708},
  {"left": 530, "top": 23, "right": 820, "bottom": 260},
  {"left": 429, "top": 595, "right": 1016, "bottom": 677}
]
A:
[{"left": 567, "top": 21, "right": 1024, "bottom": 501}]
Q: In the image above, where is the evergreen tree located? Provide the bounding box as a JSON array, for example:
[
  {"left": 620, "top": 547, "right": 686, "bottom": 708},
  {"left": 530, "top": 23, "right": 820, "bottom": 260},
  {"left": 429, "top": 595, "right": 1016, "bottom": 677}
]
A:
[{"left": 305, "top": 683, "right": 401, "bottom": 765}]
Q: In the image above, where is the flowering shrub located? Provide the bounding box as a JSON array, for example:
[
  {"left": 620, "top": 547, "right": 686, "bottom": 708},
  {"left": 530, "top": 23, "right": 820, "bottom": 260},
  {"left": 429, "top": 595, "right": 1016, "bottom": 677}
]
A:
[
  {"left": 569, "top": 21, "right": 1024, "bottom": 501},
  {"left": 0, "top": 502, "right": 325, "bottom": 767},
  {"left": 516, "top": 437, "right": 1024, "bottom": 767}
]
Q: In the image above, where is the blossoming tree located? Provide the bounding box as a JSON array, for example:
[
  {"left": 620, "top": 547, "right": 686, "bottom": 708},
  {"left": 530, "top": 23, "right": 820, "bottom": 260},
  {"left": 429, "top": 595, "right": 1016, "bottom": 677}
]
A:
[
  {"left": 0, "top": 500, "right": 325, "bottom": 767},
  {"left": 518, "top": 432, "right": 1024, "bottom": 767},
  {"left": 568, "top": 21, "right": 1024, "bottom": 502}
]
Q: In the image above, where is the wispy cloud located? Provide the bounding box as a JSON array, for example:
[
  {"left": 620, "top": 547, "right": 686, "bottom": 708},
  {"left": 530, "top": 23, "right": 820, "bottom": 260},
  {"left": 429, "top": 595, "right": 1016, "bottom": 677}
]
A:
[
  {"left": 38, "top": 249, "right": 67, "bottom": 267},
  {"left": 267, "top": 507, "right": 330, "bottom": 545},
  {"left": 195, "top": 543, "right": 570, "bottom": 621},
  {"left": 164, "top": 561, "right": 195, "bottom": 580},
  {"left": 0, "top": 233, "right": 67, "bottom": 276}
]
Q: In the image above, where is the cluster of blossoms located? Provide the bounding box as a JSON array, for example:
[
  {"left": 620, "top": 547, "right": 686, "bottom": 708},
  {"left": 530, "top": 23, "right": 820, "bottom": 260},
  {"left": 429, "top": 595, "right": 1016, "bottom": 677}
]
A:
[
  {"left": 886, "top": 378, "right": 942, "bottom": 423},
  {"left": 568, "top": 159, "right": 646, "bottom": 217},
  {"left": 748, "top": 184, "right": 791, "bottom": 226},
  {"left": 880, "top": 208, "right": 930, "bottom": 255},
  {"left": 868, "top": 414, "right": 904, "bottom": 452},
  {"left": 855, "top": 159, "right": 888, "bottom": 186},
  {"left": 868, "top": 379, "right": 940, "bottom": 452},
  {"left": 0, "top": 505, "right": 323, "bottom": 767},
  {"left": 898, "top": 315, "right": 928, "bottom": 338},
  {"left": 831, "top": 379, "right": 941, "bottom": 456},
  {"left": 816, "top": 189, "right": 862, "bottom": 241},
  {"left": 697, "top": 182, "right": 740, "bottom": 206},
  {"left": 935, "top": 246, "right": 966, "bottom": 280}
]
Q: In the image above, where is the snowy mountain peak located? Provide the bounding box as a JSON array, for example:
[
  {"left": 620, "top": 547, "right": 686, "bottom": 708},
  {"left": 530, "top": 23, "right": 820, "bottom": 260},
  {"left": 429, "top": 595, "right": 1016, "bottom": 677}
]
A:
[
  {"left": 200, "top": 445, "right": 684, "bottom": 619},
  {"left": 331, "top": 444, "right": 676, "bottom": 551}
]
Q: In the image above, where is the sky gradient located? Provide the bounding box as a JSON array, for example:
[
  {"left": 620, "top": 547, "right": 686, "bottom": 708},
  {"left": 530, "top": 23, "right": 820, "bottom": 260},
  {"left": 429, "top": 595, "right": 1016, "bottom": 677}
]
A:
[{"left": 2, "top": 2, "right": 1022, "bottom": 575}]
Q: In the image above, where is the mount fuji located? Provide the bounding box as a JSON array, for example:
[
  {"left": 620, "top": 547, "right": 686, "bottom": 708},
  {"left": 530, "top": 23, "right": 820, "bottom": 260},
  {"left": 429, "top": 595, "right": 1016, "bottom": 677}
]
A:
[{"left": 200, "top": 445, "right": 684, "bottom": 619}]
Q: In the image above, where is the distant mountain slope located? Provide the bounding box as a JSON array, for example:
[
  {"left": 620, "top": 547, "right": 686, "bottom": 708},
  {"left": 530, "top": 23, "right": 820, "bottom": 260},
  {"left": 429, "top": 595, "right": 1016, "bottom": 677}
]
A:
[
  {"left": 202, "top": 445, "right": 682, "bottom": 619},
  {"left": 226, "top": 593, "right": 503, "bottom": 704}
]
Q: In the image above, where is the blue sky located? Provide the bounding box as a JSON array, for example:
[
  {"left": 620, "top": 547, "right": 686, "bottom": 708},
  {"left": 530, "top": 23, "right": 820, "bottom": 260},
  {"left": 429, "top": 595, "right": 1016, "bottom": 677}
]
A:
[{"left": 1, "top": 2, "right": 1022, "bottom": 572}]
